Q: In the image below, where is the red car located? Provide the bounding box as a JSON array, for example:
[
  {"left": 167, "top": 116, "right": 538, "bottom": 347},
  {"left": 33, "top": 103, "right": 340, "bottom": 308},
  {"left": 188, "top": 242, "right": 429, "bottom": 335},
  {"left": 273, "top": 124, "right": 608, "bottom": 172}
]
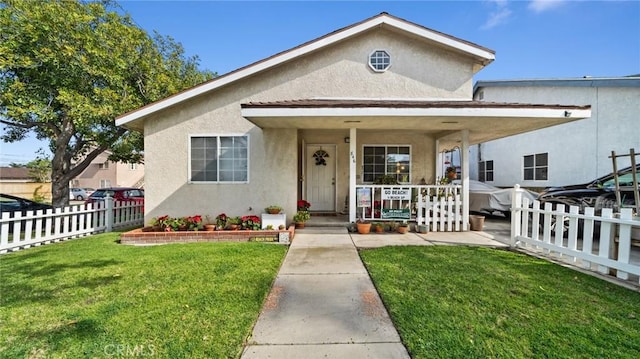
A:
[{"left": 85, "top": 187, "right": 144, "bottom": 207}]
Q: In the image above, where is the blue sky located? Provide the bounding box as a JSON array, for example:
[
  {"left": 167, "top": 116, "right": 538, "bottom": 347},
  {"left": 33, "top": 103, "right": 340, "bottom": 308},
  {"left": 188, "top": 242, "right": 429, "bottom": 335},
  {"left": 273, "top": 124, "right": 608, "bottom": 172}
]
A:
[{"left": 1, "top": 0, "right": 639, "bottom": 165}]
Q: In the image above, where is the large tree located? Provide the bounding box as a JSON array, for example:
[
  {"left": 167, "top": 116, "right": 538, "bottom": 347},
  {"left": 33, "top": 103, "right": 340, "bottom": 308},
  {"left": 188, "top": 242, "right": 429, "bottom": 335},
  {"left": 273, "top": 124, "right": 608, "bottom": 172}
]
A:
[{"left": 0, "top": 0, "right": 214, "bottom": 207}]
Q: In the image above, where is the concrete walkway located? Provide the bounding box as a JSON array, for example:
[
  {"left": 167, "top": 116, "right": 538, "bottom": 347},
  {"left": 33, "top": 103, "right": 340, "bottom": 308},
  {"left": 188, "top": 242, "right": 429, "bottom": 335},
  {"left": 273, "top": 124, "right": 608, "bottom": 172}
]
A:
[
  {"left": 241, "top": 228, "right": 507, "bottom": 358},
  {"left": 241, "top": 230, "right": 411, "bottom": 358}
]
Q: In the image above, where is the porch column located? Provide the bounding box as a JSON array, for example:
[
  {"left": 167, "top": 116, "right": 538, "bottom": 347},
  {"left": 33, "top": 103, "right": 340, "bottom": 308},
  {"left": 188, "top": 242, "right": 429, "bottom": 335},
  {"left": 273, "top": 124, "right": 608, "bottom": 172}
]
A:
[
  {"left": 461, "top": 130, "right": 469, "bottom": 231},
  {"left": 349, "top": 127, "right": 357, "bottom": 223},
  {"left": 435, "top": 139, "right": 442, "bottom": 179}
]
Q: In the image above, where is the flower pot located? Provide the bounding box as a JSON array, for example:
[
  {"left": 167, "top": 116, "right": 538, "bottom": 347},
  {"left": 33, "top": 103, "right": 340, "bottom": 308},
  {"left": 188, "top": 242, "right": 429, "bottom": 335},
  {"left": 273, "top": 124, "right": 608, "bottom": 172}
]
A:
[
  {"left": 357, "top": 222, "right": 371, "bottom": 234},
  {"left": 268, "top": 209, "right": 281, "bottom": 214},
  {"left": 295, "top": 222, "right": 305, "bottom": 229},
  {"left": 229, "top": 224, "right": 240, "bottom": 230},
  {"left": 204, "top": 224, "right": 216, "bottom": 231},
  {"left": 374, "top": 225, "right": 384, "bottom": 234},
  {"left": 397, "top": 226, "right": 409, "bottom": 234}
]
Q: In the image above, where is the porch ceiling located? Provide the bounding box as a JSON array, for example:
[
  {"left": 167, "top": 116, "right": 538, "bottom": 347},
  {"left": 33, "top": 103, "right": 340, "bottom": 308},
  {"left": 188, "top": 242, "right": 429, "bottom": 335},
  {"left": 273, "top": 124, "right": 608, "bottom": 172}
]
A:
[{"left": 240, "top": 99, "right": 591, "bottom": 148}]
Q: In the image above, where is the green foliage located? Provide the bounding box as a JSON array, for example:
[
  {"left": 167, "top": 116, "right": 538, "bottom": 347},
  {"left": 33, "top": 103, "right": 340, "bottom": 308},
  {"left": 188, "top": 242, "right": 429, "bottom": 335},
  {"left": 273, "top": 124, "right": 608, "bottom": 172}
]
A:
[
  {"left": 361, "top": 246, "right": 640, "bottom": 358},
  {"left": 0, "top": 233, "right": 286, "bottom": 358},
  {"left": 373, "top": 175, "right": 398, "bottom": 185},
  {"left": 31, "top": 185, "right": 47, "bottom": 203},
  {"left": 0, "top": 0, "right": 214, "bottom": 206},
  {"left": 25, "top": 150, "right": 51, "bottom": 182},
  {"left": 293, "top": 210, "right": 310, "bottom": 223}
]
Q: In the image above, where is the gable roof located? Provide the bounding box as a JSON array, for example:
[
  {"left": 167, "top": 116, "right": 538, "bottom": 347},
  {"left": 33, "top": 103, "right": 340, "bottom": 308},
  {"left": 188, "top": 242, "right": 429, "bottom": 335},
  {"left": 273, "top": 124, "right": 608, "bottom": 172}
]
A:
[{"left": 116, "top": 12, "right": 495, "bottom": 131}]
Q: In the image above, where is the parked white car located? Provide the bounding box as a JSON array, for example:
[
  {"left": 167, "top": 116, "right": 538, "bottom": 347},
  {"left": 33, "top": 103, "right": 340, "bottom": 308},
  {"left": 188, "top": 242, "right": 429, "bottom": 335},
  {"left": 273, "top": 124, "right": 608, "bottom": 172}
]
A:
[
  {"left": 456, "top": 180, "right": 538, "bottom": 217},
  {"left": 69, "top": 188, "right": 88, "bottom": 200}
]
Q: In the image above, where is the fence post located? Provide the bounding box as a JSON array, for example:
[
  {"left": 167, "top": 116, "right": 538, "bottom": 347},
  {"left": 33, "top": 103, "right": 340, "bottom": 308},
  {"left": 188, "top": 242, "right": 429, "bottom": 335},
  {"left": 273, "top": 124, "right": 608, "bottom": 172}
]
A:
[
  {"left": 510, "top": 184, "right": 523, "bottom": 247},
  {"left": 105, "top": 197, "right": 114, "bottom": 232}
]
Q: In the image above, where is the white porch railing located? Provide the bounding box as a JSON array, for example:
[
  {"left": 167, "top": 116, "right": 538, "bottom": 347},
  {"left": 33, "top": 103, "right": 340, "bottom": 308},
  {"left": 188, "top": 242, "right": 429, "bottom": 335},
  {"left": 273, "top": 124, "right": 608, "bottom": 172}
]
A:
[
  {"left": 0, "top": 197, "right": 144, "bottom": 253},
  {"left": 355, "top": 184, "right": 463, "bottom": 232},
  {"left": 511, "top": 185, "right": 640, "bottom": 284}
]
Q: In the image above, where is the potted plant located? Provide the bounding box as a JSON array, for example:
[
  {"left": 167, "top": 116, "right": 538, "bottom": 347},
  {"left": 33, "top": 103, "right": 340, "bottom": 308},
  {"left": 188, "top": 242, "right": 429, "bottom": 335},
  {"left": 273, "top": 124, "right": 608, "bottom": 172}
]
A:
[
  {"left": 371, "top": 222, "right": 385, "bottom": 234},
  {"left": 227, "top": 216, "right": 242, "bottom": 230},
  {"left": 215, "top": 213, "right": 228, "bottom": 230},
  {"left": 265, "top": 205, "right": 283, "bottom": 214},
  {"left": 356, "top": 219, "right": 371, "bottom": 234},
  {"left": 297, "top": 200, "right": 311, "bottom": 211},
  {"left": 241, "top": 215, "right": 261, "bottom": 230},
  {"left": 446, "top": 166, "right": 457, "bottom": 180},
  {"left": 293, "top": 210, "right": 310, "bottom": 228},
  {"left": 204, "top": 215, "right": 216, "bottom": 231},
  {"left": 397, "top": 221, "right": 410, "bottom": 234}
]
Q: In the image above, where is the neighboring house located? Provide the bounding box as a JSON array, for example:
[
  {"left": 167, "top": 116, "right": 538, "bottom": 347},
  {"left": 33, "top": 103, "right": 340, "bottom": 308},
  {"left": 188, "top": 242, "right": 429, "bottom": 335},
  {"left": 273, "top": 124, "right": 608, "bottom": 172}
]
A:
[
  {"left": 70, "top": 151, "right": 145, "bottom": 190},
  {"left": 0, "top": 166, "right": 52, "bottom": 200},
  {"left": 115, "top": 13, "right": 590, "bottom": 227},
  {"left": 471, "top": 76, "right": 640, "bottom": 188}
]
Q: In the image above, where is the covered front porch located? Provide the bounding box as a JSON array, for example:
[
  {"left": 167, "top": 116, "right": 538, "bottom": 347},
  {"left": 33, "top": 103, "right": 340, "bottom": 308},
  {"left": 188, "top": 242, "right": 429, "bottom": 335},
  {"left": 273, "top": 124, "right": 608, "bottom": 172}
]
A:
[{"left": 242, "top": 99, "right": 591, "bottom": 231}]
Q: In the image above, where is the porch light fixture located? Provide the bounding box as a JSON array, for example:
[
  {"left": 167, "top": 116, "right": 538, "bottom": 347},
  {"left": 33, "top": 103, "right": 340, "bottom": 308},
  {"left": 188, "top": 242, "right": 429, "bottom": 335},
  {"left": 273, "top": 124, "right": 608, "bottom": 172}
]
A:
[{"left": 344, "top": 137, "right": 350, "bottom": 143}]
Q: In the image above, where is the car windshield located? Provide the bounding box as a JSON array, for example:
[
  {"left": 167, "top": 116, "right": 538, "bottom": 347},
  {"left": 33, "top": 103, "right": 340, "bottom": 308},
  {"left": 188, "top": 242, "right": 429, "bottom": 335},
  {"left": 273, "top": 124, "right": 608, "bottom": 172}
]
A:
[
  {"left": 91, "top": 190, "right": 115, "bottom": 198},
  {"left": 601, "top": 172, "right": 636, "bottom": 189}
]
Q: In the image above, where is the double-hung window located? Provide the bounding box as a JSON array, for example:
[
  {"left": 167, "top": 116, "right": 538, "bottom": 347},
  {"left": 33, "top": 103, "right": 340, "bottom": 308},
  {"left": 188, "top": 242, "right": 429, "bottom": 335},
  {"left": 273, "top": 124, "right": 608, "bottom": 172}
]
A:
[
  {"left": 479, "top": 160, "right": 494, "bottom": 182},
  {"left": 363, "top": 145, "right": 411, "bottom": 184},
  {"left": 190, "top": 135, "right": 248, "bottom": 183},
  {"left": 523, "top": 153, "right": 548, "bottom": 181}
]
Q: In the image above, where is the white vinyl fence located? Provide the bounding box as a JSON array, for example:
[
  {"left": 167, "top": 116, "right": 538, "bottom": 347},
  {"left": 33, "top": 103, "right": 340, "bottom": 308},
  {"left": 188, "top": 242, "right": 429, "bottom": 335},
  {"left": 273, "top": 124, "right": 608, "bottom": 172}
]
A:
[
  {"left": 0, "top": 198, "right": 144, "bottom": 253},
  {"left": 355, "top": 184, "right": 463, "bottom": 231},
  {"left": 510, "top": 185, "right": 640, "bottom": 284}
]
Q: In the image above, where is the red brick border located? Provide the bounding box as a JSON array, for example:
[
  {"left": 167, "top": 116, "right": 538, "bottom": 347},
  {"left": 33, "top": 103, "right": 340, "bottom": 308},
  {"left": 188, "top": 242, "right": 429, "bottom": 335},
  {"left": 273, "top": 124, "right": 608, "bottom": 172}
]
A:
[{"left": 120, "top": 226, "right": 296, "bottom": 245}]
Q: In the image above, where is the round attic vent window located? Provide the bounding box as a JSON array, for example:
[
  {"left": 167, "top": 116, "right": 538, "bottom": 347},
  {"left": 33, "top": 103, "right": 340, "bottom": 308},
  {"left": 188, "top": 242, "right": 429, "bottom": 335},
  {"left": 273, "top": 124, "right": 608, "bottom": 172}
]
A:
[{"left": 368, "top": 50, "right": 391, "bottom": 72}]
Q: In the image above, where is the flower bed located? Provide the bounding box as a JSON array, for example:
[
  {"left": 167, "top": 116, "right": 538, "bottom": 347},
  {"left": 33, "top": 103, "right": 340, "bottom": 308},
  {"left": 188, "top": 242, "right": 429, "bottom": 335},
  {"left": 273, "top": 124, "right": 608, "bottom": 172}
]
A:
[{"left": 120, "top": 225, "right": 296, "bottom": 245}]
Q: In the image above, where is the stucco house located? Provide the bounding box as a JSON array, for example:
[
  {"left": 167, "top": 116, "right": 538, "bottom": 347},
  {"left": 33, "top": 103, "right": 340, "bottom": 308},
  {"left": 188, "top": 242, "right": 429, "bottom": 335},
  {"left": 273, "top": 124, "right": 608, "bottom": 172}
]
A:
[
  {"left": 471, "top": 76, "right": 640, "bottom": 188},
  {"left": 70, "top": 150, "right": 145, "bottom": 190},
  {"left": 116, "top": 13, "right": 590, "bottom": 229}
]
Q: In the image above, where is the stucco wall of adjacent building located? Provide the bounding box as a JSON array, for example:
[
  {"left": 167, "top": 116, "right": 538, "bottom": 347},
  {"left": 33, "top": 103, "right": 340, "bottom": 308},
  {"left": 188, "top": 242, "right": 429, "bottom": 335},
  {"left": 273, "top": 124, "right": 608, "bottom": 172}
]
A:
[
  {"left": 471, "top": 81, "right": 640, "bottom": 188},
  {"left": 143, "top": 27, "right": 479, "bottom": 223}
]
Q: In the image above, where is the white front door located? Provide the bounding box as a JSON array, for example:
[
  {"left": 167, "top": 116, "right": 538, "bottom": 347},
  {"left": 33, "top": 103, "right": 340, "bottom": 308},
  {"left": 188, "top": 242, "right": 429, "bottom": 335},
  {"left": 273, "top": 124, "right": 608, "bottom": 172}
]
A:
[{"left": 306, "top": 144, "right": 336, "bottom": 212}]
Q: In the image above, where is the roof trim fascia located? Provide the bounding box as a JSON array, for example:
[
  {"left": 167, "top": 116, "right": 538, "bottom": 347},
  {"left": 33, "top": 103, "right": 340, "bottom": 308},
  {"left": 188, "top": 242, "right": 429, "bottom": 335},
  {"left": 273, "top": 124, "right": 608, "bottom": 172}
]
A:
[
  {"left": 241, "top": 106, "right": 591, "bottom": 119},
  {"left": 116, "top": 13, "right": 495, "bottom": 127},
  {"left": 473, "top": 77, "right": 640, "bottom": 95}
]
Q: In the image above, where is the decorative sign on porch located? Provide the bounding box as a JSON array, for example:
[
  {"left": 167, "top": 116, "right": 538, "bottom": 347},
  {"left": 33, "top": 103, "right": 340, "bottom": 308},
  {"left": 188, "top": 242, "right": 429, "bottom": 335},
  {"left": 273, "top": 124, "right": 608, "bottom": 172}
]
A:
[
  {"left": 381, "top": 188, "right": 411, "bottom": 201},
  {"left": 357, "top": 188, "right": 371, "bottom": 207},
  {"left": 381, "top": 208, "right": 411, "bottom": 219}
]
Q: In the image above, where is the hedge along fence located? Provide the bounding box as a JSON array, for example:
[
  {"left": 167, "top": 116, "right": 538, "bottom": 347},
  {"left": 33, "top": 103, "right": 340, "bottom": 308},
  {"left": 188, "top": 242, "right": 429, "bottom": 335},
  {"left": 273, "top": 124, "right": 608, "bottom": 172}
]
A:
[{"left": 0, "top": 197, "right": 143, "bottom": 253}]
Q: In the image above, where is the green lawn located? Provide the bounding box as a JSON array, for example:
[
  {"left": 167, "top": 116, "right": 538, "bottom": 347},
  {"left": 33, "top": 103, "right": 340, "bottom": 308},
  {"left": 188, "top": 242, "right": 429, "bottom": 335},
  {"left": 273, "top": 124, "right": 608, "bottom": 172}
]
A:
[
  {"left": 360, "top": 246, "right": 640, "bottom": 359},
  {"left": 0, "top": 233, "right": 287, "bottom": 358}
]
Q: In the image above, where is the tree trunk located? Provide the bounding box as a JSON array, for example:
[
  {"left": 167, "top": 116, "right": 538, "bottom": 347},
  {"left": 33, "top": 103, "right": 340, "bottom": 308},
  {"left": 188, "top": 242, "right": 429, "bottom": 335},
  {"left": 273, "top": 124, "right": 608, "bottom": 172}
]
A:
[{"left": 50, "top": 150, "right": 71, "bottom": 208}]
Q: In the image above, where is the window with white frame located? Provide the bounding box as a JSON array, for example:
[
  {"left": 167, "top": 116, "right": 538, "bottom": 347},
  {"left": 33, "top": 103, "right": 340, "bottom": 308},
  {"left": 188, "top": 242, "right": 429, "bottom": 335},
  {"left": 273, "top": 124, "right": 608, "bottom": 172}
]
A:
[
  {"left": 100, "top": 179, "right": 111, "bottom": 188},
  {"left": 368, "top": 50, "right": 391, "bottom": 72},
  {"left": 478, "top": 160, "right": 494, "bottom": 182},
  {"left": 523, "top": 153, "right": 548, "bottom": 181},
  {"left": 363, "top": 145, "right": 411, "bottom": 184},
  {"left": 190, "top": 135, "right": 248, "bottom": 183},
  {"left": 99, "top": 162, "right": 109, "bottom": 170}
]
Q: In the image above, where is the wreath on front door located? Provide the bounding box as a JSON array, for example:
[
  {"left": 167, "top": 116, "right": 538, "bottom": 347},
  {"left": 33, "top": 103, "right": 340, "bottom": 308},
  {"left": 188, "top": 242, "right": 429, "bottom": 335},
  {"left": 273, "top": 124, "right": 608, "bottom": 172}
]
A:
[{"left": 313, "top": 149, "right": 329, "bottom": 166}]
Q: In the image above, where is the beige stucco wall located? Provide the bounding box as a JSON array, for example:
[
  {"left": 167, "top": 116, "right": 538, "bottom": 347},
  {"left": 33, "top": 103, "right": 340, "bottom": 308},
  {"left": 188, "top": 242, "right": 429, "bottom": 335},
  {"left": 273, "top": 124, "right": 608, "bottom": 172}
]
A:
[
  {"left": 143, "top": 27, "right": 478, "bottom": 223},
  {"left": 1, "top": 182, "right": 52, "bottom": 201}
]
